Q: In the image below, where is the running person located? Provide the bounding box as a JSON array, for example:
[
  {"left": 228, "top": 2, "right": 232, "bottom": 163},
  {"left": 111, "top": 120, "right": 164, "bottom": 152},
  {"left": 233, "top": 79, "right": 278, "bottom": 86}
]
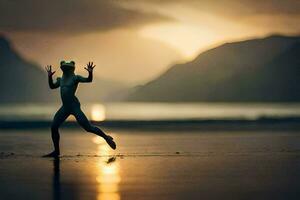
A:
[{"left": 44, "top": 61, "right": 116, "bottom": 157}]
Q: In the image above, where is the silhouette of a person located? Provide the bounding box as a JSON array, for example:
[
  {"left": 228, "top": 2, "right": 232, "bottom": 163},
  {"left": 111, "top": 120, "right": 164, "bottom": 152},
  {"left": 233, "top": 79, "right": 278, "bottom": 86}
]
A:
[{"left": 44, "top": 61, "right": 116, "bottom": 157}]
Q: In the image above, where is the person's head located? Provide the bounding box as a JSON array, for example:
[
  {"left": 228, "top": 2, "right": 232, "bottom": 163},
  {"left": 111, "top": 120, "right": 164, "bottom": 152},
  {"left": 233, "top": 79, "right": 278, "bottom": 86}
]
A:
[{"left": 60, "top": 60, "right": 75, "bottom": 74}]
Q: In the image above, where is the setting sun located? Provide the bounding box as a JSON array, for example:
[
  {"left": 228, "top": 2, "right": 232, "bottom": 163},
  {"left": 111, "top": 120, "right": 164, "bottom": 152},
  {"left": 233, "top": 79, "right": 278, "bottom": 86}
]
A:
[
  {"left": 139, "top": 23, "right": 218, "bottom": 60},
  {"left": 91, "top": 104, "right": 106, "bottom": 122}
]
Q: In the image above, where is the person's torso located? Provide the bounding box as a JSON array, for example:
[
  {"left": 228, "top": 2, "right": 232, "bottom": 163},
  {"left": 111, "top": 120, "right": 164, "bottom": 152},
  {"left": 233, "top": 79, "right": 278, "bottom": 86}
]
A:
[{"left": 60, "top": 75, "right": 80, "bottom": 106}]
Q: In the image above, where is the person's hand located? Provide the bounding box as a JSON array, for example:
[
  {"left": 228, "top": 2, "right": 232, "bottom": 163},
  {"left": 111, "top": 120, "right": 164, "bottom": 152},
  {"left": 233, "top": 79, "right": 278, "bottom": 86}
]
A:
[
  {"left": 45, "top": 65, "right": 55, "bottom": 77},
  {"left": 85, "top": 62, "right": 96, "bottom": 73}
]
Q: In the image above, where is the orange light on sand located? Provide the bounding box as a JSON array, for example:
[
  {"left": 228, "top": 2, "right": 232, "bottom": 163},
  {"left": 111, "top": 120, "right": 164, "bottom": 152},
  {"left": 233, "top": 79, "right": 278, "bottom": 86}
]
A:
[
  {"left": 93, "top": 137, "right": 121, "bottom": 200},
  {"left": 91, "top": 104, "right": 106, "bottom": 121},
  {"left": 98, "top": 193, "right": 120, "bottom": 200},
  {"left": 92, "top": 136, "right": 105, "bottom": 145}
]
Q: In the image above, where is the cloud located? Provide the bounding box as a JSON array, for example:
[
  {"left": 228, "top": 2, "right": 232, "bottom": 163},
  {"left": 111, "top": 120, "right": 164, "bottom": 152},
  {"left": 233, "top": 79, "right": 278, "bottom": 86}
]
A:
[
  {"left": 131, "top": 0, "right": 300, "bottom": 16},
  {"left": 1, "top": 0, "right": 298, "bottom": 33},
  {"left": 197, "top": 0, "right": 300, "bottom": 18},
  {"left": 123, "top": 0, "right": 300, "bottom": 34},
  {"left": 0, "top": 0, "right": 170, "bottom": 33}
]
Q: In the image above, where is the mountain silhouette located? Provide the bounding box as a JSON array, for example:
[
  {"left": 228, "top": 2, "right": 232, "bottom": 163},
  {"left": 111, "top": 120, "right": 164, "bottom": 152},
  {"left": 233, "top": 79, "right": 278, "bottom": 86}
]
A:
[
  {"left": 127, "top": 35, "right": 300, "bottom": 102},
  {"left": 0, "top": 35, "right": 128, "bottom": 103},
  {"left": 0, "top": 36, "right": 55, "bottom": 103}
]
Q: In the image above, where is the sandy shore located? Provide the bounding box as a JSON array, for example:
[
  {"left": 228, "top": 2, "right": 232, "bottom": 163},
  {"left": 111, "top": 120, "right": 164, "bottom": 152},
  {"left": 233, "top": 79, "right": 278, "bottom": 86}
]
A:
[{"left": 0, "top": 129, "right": 300, "bottom": 200}]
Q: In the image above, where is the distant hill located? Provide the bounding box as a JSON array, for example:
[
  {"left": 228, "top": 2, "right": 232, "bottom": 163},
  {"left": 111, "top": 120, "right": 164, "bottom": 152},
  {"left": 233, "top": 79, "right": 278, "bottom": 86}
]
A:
[
  {"left": 0, "top": 36, "right": 55, "bottom": 103},
  {"left": 127, "top": 35, "right": 300, "bottom": 102},
  {"left": 0, "top": 36, "right": 128, "bottom": 103}
]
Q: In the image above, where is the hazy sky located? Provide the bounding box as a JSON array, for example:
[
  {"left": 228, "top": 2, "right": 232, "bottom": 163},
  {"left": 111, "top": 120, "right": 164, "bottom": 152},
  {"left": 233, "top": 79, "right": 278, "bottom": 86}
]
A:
[{"left": 1, "top": 0, "right": 299, "bottom": 84}]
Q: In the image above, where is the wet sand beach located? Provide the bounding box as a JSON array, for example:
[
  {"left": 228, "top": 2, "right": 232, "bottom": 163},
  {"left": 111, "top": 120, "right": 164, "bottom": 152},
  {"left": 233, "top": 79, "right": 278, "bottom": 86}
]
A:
[{"left": 0, "top": 129, "right": 300, "bottom": 200}]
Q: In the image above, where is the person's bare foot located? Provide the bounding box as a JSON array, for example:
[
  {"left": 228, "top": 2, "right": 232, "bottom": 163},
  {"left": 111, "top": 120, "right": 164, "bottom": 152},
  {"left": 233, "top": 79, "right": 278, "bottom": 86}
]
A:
[
  {"left": 105, "top": 135, "right": 116, "bottom": 150},
  {"left": 42, "top": 150, "right": 60, "bottom": 158}
]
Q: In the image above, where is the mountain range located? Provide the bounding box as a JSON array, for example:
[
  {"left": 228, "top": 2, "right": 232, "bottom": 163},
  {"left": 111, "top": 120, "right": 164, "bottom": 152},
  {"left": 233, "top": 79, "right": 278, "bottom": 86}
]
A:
[
  {"left": 1, "top": 34, "right": 299, "bottom": 103},
  {"left": 127, "top": 35, "right": 300, "bottom": 102}
]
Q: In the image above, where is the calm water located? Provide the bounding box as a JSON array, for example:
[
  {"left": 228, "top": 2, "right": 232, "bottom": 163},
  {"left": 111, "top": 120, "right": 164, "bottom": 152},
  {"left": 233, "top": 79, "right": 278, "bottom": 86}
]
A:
[
  {"left": 0, "top": 103, "right": 300, "bottom": 121},
  {"left": 0, "top": 129, "right": 300, "bottom": 200}
]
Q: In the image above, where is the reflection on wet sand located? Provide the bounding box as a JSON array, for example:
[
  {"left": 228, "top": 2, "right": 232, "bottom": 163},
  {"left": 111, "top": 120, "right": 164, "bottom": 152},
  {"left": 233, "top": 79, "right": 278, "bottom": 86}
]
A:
[
  {"left": 53, "top": 158, "right": 61, "bottom": 200},
  {"left": 1, "top": 130, "right": 300, "bottom": 200},
  {"left": 51, "top": 135, "right": 120, "bottom": 200},
  {"left": 93, "top": 136, "right": 121, "bottom": 200}
]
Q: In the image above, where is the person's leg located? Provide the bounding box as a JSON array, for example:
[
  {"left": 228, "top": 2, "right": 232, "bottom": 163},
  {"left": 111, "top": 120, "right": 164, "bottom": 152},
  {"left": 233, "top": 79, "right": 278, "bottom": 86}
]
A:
[
  {"left": 44, "top": 106, "right": 70, "bottom": 157},
  {"left": 72, "top": 106, "right": 116, "bottom": 149}
]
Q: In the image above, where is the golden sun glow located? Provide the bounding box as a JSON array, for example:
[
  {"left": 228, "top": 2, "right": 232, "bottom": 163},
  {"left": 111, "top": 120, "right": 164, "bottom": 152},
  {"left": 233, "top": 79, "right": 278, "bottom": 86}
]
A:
[
  {"left": 91, "top": 104, "right": 106, "bottom": 122},
  {"left": 92, "top": 136, "right": 105, "bottom": 145},
  {"left": 139, "top": 23, "right": 218, "bottom": 60},
  {"left": 93, "top": 136, "right": 121, "bottom": 200}
]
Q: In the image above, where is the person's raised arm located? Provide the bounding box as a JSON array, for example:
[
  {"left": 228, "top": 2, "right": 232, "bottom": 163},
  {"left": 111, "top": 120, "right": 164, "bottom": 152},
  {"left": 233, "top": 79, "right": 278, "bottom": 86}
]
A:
[
  {"left": 77, "top": 62, "right": 96, "bottom": 83},
  {"left": 45, "top": 65, "right": 60, "bottom": 89}
]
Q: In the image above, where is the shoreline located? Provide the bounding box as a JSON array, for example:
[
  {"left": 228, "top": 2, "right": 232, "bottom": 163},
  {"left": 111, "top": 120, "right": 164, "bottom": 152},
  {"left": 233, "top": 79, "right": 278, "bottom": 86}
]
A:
[{"left": 0, "top": 117, "right": 300, "bottom": 130}]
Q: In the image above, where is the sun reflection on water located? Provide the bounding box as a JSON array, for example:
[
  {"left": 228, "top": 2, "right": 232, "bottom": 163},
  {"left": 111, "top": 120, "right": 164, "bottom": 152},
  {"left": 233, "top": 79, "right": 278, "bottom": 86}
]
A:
[{"left": 93, "top": 136, "right": 121, "bottom": 200}]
